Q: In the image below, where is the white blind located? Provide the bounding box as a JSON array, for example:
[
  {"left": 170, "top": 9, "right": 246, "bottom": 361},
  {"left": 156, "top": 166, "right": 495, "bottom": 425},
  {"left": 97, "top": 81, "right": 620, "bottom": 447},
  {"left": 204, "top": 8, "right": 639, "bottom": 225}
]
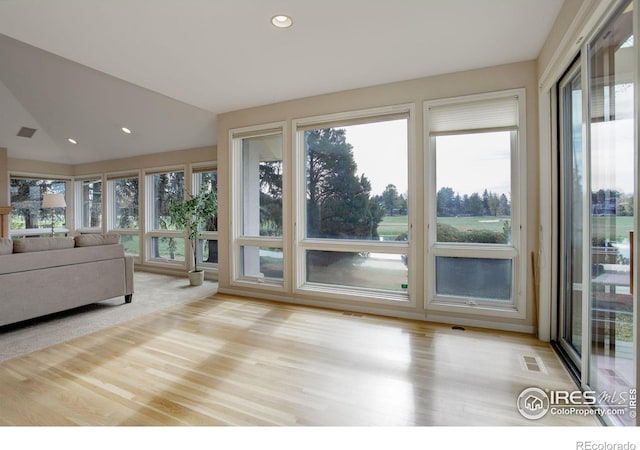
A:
[
  {"left": 192, "top": 165, "right": 217, "bottom": 174},
  {"left": 428, "top": 95, "right": 519, "bottom": 135},
  {"left": 296, "top": 112, "right": 408, "bottom": 132},
  {"left": 106, "top": 172, "right": 139, "bottom": 181},
  {"left": 144, "top": 168, "right": 184, "bottom": 176},
  {"left": 232, "top": 128, "right": 282, "bottom": 140},
  {"left": 75, "top": 176, "right": 102, "bottom": 182}
]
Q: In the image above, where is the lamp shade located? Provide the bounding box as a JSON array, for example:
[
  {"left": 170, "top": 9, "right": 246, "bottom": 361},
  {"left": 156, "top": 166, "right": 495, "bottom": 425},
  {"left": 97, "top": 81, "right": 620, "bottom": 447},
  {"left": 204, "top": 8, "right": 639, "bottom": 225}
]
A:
[{"left": 42, "top": 193, "right": 66, "bottom": 208}]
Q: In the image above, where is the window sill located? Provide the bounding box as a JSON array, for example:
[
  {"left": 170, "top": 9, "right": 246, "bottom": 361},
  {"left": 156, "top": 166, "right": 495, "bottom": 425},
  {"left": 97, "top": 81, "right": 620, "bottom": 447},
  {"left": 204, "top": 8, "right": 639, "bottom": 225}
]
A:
[
  {"left": 297, "top": 283, "right": 412, "bottom": 306},
  {"left": 426, "top": 297, "right": 525, "bottom": 320}
]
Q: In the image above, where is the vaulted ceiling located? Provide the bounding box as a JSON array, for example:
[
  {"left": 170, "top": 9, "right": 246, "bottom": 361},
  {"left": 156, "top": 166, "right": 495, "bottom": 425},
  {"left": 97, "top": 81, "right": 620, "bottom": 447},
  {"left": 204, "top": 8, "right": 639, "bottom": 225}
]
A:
[{"left": 0, "top": 0, "right": 564, "bottom": 164}]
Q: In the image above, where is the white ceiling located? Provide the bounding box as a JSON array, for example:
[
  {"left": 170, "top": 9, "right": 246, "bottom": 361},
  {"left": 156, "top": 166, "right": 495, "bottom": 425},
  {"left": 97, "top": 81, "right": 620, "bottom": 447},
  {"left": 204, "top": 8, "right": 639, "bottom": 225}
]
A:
[{"left": 0, "top": 0, "right": 564, "bottom": 165}]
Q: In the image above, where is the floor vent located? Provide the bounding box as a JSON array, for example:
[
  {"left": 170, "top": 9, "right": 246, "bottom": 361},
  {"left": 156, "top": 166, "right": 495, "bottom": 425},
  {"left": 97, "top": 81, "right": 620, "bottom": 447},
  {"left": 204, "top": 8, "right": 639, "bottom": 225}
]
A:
[
  {"left": 17, "top": 126, "right": 37, "bottom": 138},
  {"left": 451, "top": 325, "right": 465, "bottom": 331},
  {"left": 521, "top": 355, "right": 546, "bottom": 374}
]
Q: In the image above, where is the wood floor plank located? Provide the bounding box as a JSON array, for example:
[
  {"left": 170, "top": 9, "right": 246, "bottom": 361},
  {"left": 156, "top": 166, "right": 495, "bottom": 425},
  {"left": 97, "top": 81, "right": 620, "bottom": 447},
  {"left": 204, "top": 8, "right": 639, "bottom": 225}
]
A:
[{"left": 0, "top": 293, "right": 598, "bottom": 426}]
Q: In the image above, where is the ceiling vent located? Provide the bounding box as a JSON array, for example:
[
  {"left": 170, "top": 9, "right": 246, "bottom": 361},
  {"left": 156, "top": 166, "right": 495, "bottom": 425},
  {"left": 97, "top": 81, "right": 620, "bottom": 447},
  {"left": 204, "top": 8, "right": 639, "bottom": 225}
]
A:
[{"left": 17, "top": 127, "right": 37, "bottom": 138}]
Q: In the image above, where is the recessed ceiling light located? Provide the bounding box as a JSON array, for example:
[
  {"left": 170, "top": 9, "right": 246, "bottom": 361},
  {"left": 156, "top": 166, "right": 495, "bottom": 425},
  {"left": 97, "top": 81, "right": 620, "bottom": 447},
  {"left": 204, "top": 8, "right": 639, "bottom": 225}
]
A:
[
  {"left": 68, "top": 138, "right": 78, "bottom": 144},
  {"left": 271, "top": 14, "right": 292, "bottom": 28},
  {"left": 121, "top": 127, "right": 132, "bottom": 134}
]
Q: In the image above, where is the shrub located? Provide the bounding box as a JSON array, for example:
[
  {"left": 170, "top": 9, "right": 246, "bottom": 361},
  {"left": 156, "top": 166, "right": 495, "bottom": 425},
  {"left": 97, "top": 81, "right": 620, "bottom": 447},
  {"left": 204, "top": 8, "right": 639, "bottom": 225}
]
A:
[{"left": 436, "top": 223, "right": 509, "bottom": 244}]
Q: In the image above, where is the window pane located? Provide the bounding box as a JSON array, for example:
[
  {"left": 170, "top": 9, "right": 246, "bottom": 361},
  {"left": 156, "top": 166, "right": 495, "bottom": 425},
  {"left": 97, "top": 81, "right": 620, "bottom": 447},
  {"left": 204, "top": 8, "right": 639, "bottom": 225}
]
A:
[
  {"left": 150, "top": 172, "right": 184, "bottom": 231},
  {"left": 305, "top": 119, "right": 408, "bottom": 240},
  {"left": 113, "top": 177, "right": 139, "bottom": 229},
  {"left": 121, "top": 234, "right": 140, "bottom": 257},
  {"left": 80, "top": 179, "right": 102, "bottom": 228},
  {"left": 241, "top": 134, "right": 283, "bottom": 237},
  {"left": 198, "top": 239, "right": 218, "bottom": 264},
  {"left": 436, "top": 131, "right": 511, "bottom": 244},
  {"left": 241, "top": 246, "right": 283, "bottom": 280},
  {"left": 435, "top": 256, "right": 512, "bottom": 301},
  {"left": 195, "top": 170, "right": 217, "bottom": 232},
  {"left": 10, "top": 178, "right": 66, "bottom": 230},
  {"left": 150, "top": 237, "right": 184, "bottom": 262},
  {"left": 306, "top": 250, "right": 408, "bottom": 293},
  {"left": 588, "top": 1, "right": 634, "bottom": 425},
  {"left": 560, "top": 67, "right": 585, "bottom": 359}
]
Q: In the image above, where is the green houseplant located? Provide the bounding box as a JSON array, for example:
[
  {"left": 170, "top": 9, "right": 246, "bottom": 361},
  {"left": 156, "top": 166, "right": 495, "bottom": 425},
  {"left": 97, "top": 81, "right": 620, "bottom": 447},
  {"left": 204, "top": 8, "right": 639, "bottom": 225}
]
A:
[{"left": 167, "top": 186, "right": 217, "bottom": 285}]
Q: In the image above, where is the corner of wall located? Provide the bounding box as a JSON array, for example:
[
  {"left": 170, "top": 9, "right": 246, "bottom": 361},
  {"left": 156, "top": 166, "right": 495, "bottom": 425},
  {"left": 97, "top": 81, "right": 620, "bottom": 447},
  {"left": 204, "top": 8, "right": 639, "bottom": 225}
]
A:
[{"left": 0, "top": 147, "right": 8, "bottom": 204}]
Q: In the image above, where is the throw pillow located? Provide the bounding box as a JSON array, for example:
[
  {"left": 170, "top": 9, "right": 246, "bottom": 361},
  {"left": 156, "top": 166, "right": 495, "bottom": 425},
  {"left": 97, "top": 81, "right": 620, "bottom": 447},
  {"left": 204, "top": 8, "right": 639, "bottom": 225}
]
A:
[
  {"left": 13, "top": 237, "right": 75, "bottom": 253},
  {"left": 74, "top": 233, "right": 121, "bottom": 247}
]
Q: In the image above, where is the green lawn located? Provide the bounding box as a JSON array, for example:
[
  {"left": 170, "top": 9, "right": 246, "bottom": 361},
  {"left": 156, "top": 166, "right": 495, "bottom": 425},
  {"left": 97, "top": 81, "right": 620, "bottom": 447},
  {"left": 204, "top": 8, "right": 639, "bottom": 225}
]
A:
[
  {"left": 120, "top": 235, "right": 140, "bottom": 256},
  {"left": 152, "top": 236, "right": 185, "bottom": 261},
  {"left": 379, "top": 215, "right": 634, "bottom": 243},
  {"left": 378, "top": 215, "right": 408, "bottom": 240},
  {"left": 592, "top": 215, "right": 634, "bottom": 244},
  {"left": 378, "top": 215, "right": 509, "bottom": 240},
  {"left": 437, "top": 216, "right": 509, "bottom": 233}
]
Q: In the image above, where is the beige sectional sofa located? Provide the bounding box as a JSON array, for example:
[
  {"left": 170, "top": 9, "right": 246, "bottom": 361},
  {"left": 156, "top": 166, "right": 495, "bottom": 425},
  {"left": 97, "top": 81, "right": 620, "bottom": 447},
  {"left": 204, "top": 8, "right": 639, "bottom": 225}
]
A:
[{"left": 0, "top": 233, "right": 134, "bottom": 327}]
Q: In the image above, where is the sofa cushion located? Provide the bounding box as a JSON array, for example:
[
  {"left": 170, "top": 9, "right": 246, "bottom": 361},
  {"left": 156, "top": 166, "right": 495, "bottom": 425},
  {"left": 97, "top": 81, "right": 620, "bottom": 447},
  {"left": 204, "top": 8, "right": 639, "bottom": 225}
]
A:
[
  {"left": 13, "top": 237, "right": 75, "bottom": 253},
  {"left": 0, "top": 244, "right": 126, "bottom": 276},
  {"left": 0, "top": 238, "right": 12, "bottom": 255},
  {"left": 74, "top": 233, "right": 121, "bottom": 247}
]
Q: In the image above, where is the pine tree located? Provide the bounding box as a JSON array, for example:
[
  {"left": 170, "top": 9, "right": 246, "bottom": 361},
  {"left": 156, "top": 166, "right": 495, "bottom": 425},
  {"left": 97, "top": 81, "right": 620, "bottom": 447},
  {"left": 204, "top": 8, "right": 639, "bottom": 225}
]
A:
[{"left": 305, "top": 128, "right": 382, "bottom": 239}]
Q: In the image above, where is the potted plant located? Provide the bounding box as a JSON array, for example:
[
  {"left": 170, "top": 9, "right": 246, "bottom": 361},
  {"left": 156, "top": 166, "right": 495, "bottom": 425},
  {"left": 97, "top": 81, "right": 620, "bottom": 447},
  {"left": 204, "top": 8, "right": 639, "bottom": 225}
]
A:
[{"left": 167, "top": 186, "right": 217, "bottom": 286}]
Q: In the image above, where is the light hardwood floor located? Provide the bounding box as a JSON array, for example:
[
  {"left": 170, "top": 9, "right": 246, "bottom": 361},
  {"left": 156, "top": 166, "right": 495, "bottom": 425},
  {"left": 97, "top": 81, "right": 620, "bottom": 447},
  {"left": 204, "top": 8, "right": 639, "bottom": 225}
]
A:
[{"left": 0, "top": 293, "right": 598, "bottom": 426}]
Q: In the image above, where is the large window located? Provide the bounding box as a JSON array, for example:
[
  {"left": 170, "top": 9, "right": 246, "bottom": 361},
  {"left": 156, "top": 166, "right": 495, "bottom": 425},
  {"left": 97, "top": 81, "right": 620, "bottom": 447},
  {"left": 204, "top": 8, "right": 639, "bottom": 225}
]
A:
[
  {"left": 425, "top": 90, "right": 525, "bottom": 316},
  {"left": 231, "top": 112, "right": 411, "bottom": 298},
  {"left": 9, "top": 176, "right": 68, "bottom": 235},
  {"left": 108, "top": 173, "right": 140, "bottom": 258},
  {"left": 75, "top": 178, "right": 102, "bottom": 231},
  {"left": 296, "top": 108, "right": 411, "bottom": 299},
  {"left": 232, "top": 128, "right": 284, "bottom": 284},
  {"left": 146, "top": 169, "right": 185, "bottom": 264}
]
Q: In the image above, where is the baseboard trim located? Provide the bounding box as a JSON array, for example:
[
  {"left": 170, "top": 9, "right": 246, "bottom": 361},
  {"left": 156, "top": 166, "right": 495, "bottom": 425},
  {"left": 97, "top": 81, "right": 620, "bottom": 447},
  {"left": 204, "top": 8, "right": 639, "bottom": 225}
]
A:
[
  {"left": 135, "top": 265, "right": 219, "bottom": 281},
  {"left": 425, "top": 313, "right": 535, "bottom": 334},
  {"left": 218, "top": 287, "right": 536, "bottom": 335}
]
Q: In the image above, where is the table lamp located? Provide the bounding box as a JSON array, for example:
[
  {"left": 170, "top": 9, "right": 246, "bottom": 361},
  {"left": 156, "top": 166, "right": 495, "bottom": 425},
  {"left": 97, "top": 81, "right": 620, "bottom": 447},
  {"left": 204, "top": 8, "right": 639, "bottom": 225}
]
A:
[{"left": 42, "top": 193, "right": 66, "bottom": 236}]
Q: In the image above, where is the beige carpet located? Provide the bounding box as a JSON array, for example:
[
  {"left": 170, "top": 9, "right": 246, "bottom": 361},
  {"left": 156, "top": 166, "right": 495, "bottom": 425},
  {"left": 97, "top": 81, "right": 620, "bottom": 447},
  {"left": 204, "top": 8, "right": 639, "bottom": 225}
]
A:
[{"left": 0, "top": 271, "right": 218, "bottom": 362}]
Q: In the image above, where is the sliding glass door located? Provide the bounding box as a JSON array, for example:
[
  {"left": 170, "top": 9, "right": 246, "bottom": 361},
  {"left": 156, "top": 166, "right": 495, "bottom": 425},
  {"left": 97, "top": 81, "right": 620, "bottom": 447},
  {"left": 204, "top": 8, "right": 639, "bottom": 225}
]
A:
[
  {"left": 559, "top": 61, "right": 584, "bottom": 369},
  {"left": 557, "top": 0, "right": 636, "bottom": 425},
  {"left": 588, "top": 1, "right": 635, "bottom": 425}
]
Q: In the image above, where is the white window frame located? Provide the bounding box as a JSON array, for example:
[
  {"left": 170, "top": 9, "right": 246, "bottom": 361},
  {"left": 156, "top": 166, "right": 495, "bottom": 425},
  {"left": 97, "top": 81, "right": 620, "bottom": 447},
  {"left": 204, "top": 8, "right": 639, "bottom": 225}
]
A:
[
  {"left": 230, "top": 123, "right": 287, "bottom": 291},
  {"left": 292, "top": 105, "right": 416, "bottom": 305},
  {"left": 106, "top": 170, "right": 141, "bottom": 263},
  {"left": 74, "top": 175, "right": 104, "bottom": 234},
  {"left": 191, "top": 162, "right": 219, "bottom": 271},
  {"left": 424, "top": 89, "right": 527, "bottom": 319},
  {"left": 144, "top": 166, "right": 186, "bottom": 268}
]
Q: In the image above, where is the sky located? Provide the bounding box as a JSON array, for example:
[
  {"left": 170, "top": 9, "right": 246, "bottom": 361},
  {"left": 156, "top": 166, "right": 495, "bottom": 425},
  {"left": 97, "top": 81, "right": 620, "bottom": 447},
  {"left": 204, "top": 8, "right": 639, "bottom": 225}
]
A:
[
  {"left": 341, "top": 119, "right": 408, "bottom": 197},
  {"left": 590, "top": 118, "right": 634, "bottom": 195},
  {"left": 342, "top": 120, "right": 511, "bottom": 198},
  {"left": 329, "top": 109, "right": 634, "bottom": 201},
  {"left": 436, "top": 131, "right": 512, "bottom": 197}
]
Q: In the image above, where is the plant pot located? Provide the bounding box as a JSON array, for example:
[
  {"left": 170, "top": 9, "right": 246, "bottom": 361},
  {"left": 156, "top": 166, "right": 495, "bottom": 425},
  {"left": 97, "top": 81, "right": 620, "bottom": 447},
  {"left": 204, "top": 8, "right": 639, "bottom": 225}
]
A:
[{"left": 188, "top": 270, "right": 204, "bottom": 286}]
